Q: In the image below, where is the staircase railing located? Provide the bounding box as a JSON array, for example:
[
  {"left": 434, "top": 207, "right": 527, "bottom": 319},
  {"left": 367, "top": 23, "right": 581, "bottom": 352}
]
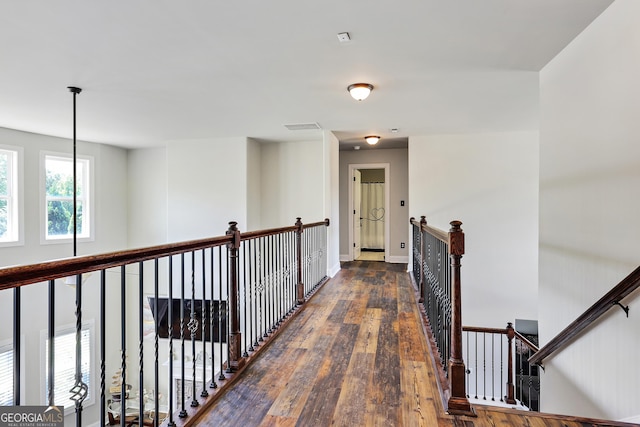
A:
[
  {"left": 0, "top": 217, "right": 329, "bottom": 427},
  {"left": 462, "top": 323, "right": 539, "bottom": 410},
  {"left": 410, "top": 216, "right": 474, "bottom": 416},
  {"left": 529, "top": 265, "right": 640, "bottom": 366}
]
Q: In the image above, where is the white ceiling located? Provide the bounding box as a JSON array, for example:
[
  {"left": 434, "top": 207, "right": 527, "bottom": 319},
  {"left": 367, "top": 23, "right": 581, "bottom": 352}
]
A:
[{"left": 0, "top": 0, "right": 612, "bottom": 149}]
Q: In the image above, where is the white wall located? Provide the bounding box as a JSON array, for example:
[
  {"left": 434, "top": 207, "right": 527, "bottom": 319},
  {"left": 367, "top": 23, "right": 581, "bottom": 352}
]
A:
[
  {"left": 338, "top": 148, "right": 409, "bottom": 263},
  {"left": 408, "top": 132, "right": 539, "bottom": 327},
  {"left": 539, "top": 0, "right": 640, "bottom": 421},
  {"left": 259, "top": 139, "right": 324, "bottom": 229},
  {"left": 324, "top": 131, "right": 340, "bottom": 276},
  {"left": 167, "top": 138, "right": 249, "bottom": 239},
  {"left": 246, "top": 138, "right": 262, "bottom": 231},
  {"left": 0, "top": 127, "right": 128, "bottom": 426}
]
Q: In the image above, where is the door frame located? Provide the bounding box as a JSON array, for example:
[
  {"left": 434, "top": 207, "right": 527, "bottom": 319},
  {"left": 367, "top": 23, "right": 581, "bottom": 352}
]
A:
[{"left": 348, "top": 163, "right": 390, "bottom": 261}]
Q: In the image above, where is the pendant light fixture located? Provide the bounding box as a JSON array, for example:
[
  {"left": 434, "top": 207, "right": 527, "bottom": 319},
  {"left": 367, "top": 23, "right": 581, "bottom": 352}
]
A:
[
  {"left": 348, "top": 83, "right": 373, "bottom": 101},
  {"left": 365, "top": 135, "right": 380, "bottom": 145},
  {"left": 68, "top": 86, "right": 82, "bottom": 257}
]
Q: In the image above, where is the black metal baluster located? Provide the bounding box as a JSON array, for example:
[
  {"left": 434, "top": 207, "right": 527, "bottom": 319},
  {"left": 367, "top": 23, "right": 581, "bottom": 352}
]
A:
[
  {"left": 482, "top": 332, "right": 487, "bottom": 400},
  {"left": 179, "top": 254, "right": 187, "bottom": 418},
  {"left": 13, "top": 287, "right": 20, "bottom": 405},
  {"left": 153, "top": 260, "right": 160, "bottom": 427},
  {"left": 491, "top": 333, "right": 495, "bottom": 401},
  {"left": 465, "top": 331, "right": 469, "bottom": 398},
  {"left": 242, "top": 242, "right": 249, "bottom": 358},
  {"left": 201, "top": 249, "right": 209, "bottom": 398},
  {"left": 120, "top": 266, "right": 127, "bottom": 427},
  {"left": 218, "top": 247, "right": 226, "bottom": 381},
  {"left": 71, "top": 272, "right": 88, "bottom": 427},
  {"left": 500, "top": 334, "right": 504, "bottom": 402},
  {"left": 248, "top": 240, "right": 255, "bottom": 352},
  {"left": 138, "top": 262, "right": 145, "bottom": 423},
  {"left": 259, "top": 237, "right": 266, "bottom": 342},
  {"left": 474, "top": 332, "right": 478, "bottom": 399},
  {"left": 100, "top": 271, "right": 106, "bottom": 427},
  {"left": 167, "top": 258, "right": 176, "bottom": 427},
  {"left": 189, "top": 251, "right": 199, "bottom": 408},
  {"left": 209, "top": 247, "right": 218, "bottom": 390}
]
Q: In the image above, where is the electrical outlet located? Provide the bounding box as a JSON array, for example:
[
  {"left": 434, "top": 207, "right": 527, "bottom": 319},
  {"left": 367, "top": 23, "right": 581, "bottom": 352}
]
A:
[{"left": 400, "top": 242, "right": 405, "bottom": 249}]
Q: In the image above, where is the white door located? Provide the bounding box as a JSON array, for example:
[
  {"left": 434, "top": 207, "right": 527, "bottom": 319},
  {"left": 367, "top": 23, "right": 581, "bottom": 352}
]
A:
[{"left": 353, "top": 169, "right": 362, "bottom": 260}]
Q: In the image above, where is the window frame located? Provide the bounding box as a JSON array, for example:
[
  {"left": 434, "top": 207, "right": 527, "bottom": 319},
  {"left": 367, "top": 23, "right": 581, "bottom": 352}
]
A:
[
  {"left": 0, "top": 145, "right": 24, "bottom": 247},
  {"left": 40, "top": 151, "right": 94, "bottom": 244},
  {"left": 0, "top": 341, "right": 14, "bottom": 406},
  {"left": 40, "top": 320, "right": 95, "bottom": 414}
]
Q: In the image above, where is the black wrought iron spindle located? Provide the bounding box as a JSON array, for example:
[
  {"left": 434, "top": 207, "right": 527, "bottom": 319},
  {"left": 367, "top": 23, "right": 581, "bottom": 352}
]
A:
[
  {"left": 120, "top": 266, "right": 127, "bottom": 427},
  {"left": 179, "top": 254, "right": 187, "bottom": 418},
  {"left": 154, "top": 260, "right": 160, "bottom": 427},
  {"left": 218, "top": 247, "right": 226, "bottom": 381},
  {"left": 209, "top": 247, "right": 218, "bottom": 390},
  {"left": 190, "top": 251, "right": 199, "bottom": 408},
  {"left": 136, "top": 262, "right": 145, "bottom": 423},
  {"left": 100, "top": 271, "right": 106, "bottom": 427},
  {"left": 13, "top": 287, "right": 20, "bottom": 405},
  {"left": 201, "top": 249, "right": 209, "bottom": 398},
  {"left": 167, "top": 258, "right": 176, "bottom": 427}
]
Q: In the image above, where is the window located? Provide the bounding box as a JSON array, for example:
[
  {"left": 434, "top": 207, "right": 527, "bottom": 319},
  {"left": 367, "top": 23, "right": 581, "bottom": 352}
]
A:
[
  {"left": 42, "top": 324, "right": 94, "bottom": 412},
  {"left": 0, "top": 148, "right": 19, "bottom": 244},
  {"left": 0, "top": 344, "right": 14, "bottom": 406},
  {"left": 43, "top": 154, "right": 92, "bottom": 241}
]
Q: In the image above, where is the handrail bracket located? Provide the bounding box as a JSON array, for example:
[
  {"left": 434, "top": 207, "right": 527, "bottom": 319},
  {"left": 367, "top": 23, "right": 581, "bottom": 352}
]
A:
[{"left": 612, "top": 300, "right": 630, "bottom": 318}]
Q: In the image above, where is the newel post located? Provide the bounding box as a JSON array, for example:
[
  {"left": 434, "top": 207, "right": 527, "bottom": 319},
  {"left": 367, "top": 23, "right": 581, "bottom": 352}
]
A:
[
  {"left": 226, "top": 222, "right": 245, "bottom": 371},
  {"left": 418, "top": 216, "right": 427, "bottom": 303},
  {"left": 447, "top": 221, "right": 475, "bottom": 415},
  {"left": 505, "top": 322, "right": 517, "bottom": 404},
  {"left": 295, "top": 217, "right": 305, "bottom": 305}
]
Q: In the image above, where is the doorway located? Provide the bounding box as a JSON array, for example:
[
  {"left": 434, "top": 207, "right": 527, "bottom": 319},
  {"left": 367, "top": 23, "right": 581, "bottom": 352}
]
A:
[{"left": 348, "top": 163, "right": 390, "bottom": 262}]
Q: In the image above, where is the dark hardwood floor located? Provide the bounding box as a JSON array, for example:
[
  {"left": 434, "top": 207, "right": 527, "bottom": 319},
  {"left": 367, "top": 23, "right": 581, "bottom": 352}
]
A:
[{"left": 192, "top": 261, "right": 636, "bottom": 427}]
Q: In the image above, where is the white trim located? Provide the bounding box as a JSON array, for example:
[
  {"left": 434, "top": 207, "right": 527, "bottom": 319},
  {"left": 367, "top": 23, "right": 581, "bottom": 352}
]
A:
[
  {"left": 40, "top": 151, "right": 95, "bottom": 245},
  {"left": 339, "top": 254, "right": 351, "bottom": 262},
  {"left": 347, "top": 163, "right": 390, "bottom": 262},
  {"left": 619, "top": 415, "right": 640, "bottom": 423},
  {"left": 329, "top": 262, "right": 341, "bottom": 277},
  {"left": 0, "top": 144, "right": 24, "bottom": 247},
  {"left": 386, "top": 256, "right": 409, "bottom": 264}
]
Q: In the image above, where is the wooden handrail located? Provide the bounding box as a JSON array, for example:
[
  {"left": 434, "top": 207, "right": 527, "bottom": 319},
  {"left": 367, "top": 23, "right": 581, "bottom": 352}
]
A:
[
  {"left": 410, "top": 216, "right": 449, "bottom": 243},
  {"left": 529, "top": 265, "right": 640, "bottom": 366},
  {"left": 0, "top": 218, "right": 332, "bottom": 292}
]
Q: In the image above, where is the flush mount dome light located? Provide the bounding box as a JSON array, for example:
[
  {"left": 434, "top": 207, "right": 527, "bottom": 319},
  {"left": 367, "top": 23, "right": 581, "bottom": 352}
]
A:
[
  {"left": 365, "top": 135, "right": 380, "bottom": 145},
  {"left": 348, "top": 83, "right": 373, "bottom": 101}
]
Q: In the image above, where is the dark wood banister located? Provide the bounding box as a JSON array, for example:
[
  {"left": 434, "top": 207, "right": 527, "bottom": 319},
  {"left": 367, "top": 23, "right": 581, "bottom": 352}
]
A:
[
  {"left": 529, "top": 265, "right": 640, "bottom": 366},
  {"left": 0, "top": 219, "right": 331, "bottom": 291}
]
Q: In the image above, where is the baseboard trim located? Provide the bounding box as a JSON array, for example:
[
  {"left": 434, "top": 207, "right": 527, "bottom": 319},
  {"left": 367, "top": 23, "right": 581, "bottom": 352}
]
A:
[
  {"left": 340, "top": 254, "right": 351, "bottom": 262},
  {"left": 386, "top": 256, "right": 409, "bottom": 264},
  {"left": 329, "top": 262, "right": 341, "bottom": 277}
]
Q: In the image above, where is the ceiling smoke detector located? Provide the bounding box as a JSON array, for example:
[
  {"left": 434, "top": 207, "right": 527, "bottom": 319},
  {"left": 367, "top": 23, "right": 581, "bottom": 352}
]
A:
[{"left": 337, "top": 32, "right": 351, "bottom": 43}]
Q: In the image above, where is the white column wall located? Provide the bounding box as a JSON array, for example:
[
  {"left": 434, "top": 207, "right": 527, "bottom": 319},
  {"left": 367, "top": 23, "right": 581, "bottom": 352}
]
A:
[
  {"left": 259, "top": 139, "right": 324, "bottom": 229},
  {"left": 408, "top": 132, "right": 539, "bottom": 327},
  {"left": 539, "top": 0, "right": 640, "bottom": 421},
  {"left": 167, "top": 138, "right": 249, "bottom": 239}
]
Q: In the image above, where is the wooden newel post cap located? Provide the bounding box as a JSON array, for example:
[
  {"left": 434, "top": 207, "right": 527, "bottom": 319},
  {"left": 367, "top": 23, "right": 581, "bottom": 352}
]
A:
[
  {"left": 226, "top": 221, "right": 241, "bottom": 249},
  {"left": 295, "top": 217, "right": 303, "bottom": 233},
  {"left": 420, "top": 216, "right": 427, "bottom": 225},
  {"left": 449, "top": 220, "right": 464, "bottom": 256}
]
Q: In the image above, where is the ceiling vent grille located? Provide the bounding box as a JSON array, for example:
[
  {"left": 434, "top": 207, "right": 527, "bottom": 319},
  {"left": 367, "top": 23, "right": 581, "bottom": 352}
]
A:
[{"left": 284, "top": 122, "right": 321, "bottom": 131}]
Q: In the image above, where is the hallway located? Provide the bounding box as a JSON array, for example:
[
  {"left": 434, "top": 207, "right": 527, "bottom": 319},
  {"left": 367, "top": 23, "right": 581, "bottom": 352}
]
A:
[{"left": 192, "top": 262, "right": 636, "bottom": 427}]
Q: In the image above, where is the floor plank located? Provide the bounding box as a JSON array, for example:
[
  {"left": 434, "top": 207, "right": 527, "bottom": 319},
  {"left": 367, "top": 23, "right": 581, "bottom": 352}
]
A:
[{"left": 193, "top": 261, "right": 638, "bottom": 427}]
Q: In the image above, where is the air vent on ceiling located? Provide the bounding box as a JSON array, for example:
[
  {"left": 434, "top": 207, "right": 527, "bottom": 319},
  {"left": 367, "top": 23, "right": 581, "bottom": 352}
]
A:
[{"left": 284, "top": 122, "right": 321, "bottom": 131}]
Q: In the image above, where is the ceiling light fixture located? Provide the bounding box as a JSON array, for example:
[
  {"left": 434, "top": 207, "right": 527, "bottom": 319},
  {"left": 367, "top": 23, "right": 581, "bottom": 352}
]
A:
[
  {"left": 348, "top": 83, "right": 373, "bottom": 101},
  {"left": 365, "top": 135, "right": 380, "bottom": 145}
]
